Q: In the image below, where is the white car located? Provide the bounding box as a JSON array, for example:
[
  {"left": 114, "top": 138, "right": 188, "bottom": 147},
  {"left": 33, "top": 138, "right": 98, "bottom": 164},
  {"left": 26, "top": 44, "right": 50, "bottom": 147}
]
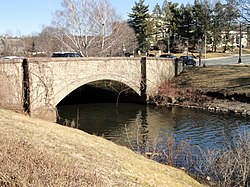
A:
[{"left": 0, "top": 56, "right": 25, "bottom": 62}]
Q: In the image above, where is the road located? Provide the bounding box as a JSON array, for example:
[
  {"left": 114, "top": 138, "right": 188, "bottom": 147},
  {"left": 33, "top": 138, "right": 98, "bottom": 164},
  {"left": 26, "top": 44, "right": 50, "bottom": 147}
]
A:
[{"left": 201, "top": 54, "right": 250, "bottom": 66}]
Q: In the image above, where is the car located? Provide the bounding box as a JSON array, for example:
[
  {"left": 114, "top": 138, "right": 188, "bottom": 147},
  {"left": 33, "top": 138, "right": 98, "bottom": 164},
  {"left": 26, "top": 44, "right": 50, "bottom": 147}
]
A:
[
  {"left": 51, "top": 52, "right": 83, "bottom": 57},
  {"left": 0, "top": 56, "right": 25, "bottom": 62},
  {"left": 148, "top": 53, "right": 156, "bottom": 57},
  {"left": 159, "top": 54, "right": 177, "bottom": 58},
  {"left": 124, "top": 52, "right": 134, "bottom": 57},
  {"left": 0, "top": 56, "right": 25, "bottom": 59},
  {"left": 179, "top": 56, "right": 196, "bottom": 66}
]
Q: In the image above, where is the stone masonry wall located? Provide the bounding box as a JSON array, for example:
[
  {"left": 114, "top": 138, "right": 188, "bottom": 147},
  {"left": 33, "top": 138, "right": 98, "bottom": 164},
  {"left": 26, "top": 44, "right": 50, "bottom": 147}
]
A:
[
  {"left": 0, "top": 59, "right": 23, "bottom": 111},
  {"left": 0, "top": 57, "right": 182, "bottom": 121}
]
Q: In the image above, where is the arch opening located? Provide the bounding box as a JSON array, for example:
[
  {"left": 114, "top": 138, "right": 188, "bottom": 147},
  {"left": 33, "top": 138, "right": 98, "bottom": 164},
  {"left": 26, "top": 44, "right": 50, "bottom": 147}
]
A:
[{"left": 57, "top": 80, "right": 141, "bottom": 106}]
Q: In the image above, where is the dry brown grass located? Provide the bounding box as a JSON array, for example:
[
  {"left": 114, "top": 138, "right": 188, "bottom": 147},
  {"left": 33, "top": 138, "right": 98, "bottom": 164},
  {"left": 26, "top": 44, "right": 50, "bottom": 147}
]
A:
[
  {"left": 0, "top": 135, "right": 103, "bottom": 187},
  {"left": 0, "top": 109, "right": 203, "bottom": 187},
  {"left": 173, "top": 65, "right": 250, "bottom": 97}
]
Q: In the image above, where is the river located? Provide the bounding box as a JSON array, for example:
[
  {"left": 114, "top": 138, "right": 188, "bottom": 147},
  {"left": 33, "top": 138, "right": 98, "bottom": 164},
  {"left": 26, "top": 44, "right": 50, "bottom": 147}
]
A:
[{"left": 57, "top": 103, "right": 250, "bottom": 153}]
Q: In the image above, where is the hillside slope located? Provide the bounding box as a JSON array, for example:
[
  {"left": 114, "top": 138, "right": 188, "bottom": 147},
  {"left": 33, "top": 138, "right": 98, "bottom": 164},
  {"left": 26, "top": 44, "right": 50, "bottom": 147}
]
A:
[{"left": 0, "top": 109, "right": 203, "bottom": 187}]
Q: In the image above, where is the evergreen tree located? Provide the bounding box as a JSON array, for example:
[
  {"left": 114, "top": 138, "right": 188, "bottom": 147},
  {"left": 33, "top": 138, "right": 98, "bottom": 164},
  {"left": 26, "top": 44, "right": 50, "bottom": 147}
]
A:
[
  {"left": 161, "top": 1, "right": 179, "bottom": 51},
  {"left": 211, "top": 1, "right": 224, "bottom": 52},
  {"left": 193, "top": 0, "right": 211, "bottom": 41},
  {"left": 222, "top": 0, "right": 240, "bottom": 51},
  {"left": 152, "top": 3, "right": 164, "bottom": 33},
  {"left": 153, "top": 3, "right": 163, "bottom": 17},
  {"left": 31, "top": 41, "right": 36, "bottom": 53},
  {"left": 151, "top": 3, "right": 165, "bottom": 49},
  {"left": 128, "top": 0, "right": 150, "bottom": 52},
  {"left": 178, "top": 4, "right": 195, "bottom": 44},
  {"left": 168, "top": 2, "right": 180, "bottom": 35},
  {"left": 162, "top": 0, "right": 174, "bottom": 26}
]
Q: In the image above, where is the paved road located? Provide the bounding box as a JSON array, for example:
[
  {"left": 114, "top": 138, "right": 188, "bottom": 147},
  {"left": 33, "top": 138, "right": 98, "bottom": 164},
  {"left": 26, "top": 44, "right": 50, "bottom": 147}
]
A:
[{"left": 201, "top": 54, "right": 250, "bottom": 66}]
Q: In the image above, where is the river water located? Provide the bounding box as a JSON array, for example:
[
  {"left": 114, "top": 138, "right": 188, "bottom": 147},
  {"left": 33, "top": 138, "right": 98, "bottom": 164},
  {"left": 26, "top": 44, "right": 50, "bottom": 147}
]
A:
[{"left": 57, "top": 103, "right": 250, "bottom": 154}]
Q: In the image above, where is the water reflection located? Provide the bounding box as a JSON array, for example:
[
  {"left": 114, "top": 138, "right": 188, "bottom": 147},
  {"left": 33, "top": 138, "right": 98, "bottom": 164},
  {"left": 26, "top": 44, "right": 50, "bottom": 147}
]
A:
[{"left": 57, "top": 103, "right": 250, "bottom": 152}]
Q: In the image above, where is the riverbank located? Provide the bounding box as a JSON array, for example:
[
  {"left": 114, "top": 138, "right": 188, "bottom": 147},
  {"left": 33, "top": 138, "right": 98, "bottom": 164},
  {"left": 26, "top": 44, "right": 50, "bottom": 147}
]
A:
[
  {"left": 156, "top": 64, "right": 250, "bottom": 116},
  {"left": 0, "top": 109, "right": 203, "bottom": 187}
]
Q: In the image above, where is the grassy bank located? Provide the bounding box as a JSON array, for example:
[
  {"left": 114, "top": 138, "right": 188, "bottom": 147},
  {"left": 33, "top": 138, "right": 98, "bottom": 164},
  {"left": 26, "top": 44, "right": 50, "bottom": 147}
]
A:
[
  {"left": 157, "top": 64, "right": 250, "bottom": 116},
  {"left": 173, "top": 65, "right": 250, "bottom": 97},
  {"left": 0, "top": 109, "right": 203, "bottom": 187}
]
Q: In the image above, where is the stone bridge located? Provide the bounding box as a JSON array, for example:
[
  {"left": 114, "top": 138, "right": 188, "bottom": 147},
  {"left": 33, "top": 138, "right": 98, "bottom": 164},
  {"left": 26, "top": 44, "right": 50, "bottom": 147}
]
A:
[{"left": 0, "top": 57, "right": 183, "bottom": 121}]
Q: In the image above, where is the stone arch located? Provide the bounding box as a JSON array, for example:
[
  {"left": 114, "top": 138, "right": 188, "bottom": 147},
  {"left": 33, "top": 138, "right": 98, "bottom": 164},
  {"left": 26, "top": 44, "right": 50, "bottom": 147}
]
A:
[{"left": 53, "top": 76, "right": 141, "bottom": 107}]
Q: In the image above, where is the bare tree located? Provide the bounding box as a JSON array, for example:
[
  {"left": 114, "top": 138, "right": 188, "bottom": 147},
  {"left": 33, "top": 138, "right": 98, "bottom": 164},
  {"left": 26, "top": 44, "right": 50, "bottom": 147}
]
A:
[
  {"left": 238, "top": 0, "right": 250, "bottom": 22},
  {"left": 0, "top": 36, "right": 25, "bottom": 56},
  {"left": 35, "top": 26, "right": 62, "bottom": 55},
  {"left": 52, "top": 0, "right": 137, "bottom": 57}
]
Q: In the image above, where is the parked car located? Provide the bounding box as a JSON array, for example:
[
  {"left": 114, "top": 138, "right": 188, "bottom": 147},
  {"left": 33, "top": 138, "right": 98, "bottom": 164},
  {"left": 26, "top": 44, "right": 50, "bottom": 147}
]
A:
[
  {"left": 0, "top": 56, "right": 25, "bottom": 59},
  {"left": 124, "top": 52, "right": 134, "bottom": 57},
  {"left": 179, "top": 56, "right": 196, "bottom": 66},
  {"left": 159, "top": 54, "right": 177, "bottom": 58},
  {"left": 51, "top": 52, "right": 83, "bottom": 57},
  {"left": 0, "top": 56, "right": 25, "bottom": 62},
  {"left": 148, "top": 53, "right": 156, "bottom": 57}
]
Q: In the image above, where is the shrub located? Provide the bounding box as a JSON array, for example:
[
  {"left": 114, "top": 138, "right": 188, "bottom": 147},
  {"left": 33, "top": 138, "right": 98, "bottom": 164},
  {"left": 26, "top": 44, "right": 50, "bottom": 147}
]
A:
[
  {"left": 126, "top": 124, "right": 250, "bottom": 187},
  {"left": 195, "top": 130, "right": 250, "bottom": 187}
]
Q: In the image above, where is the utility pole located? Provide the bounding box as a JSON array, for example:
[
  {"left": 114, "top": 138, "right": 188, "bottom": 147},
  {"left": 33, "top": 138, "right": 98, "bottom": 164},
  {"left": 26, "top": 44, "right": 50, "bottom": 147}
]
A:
[
  {"left": 238, "top": 22, "right": 242, "bottom": 64},
  {"left": 168, "top": 30, "right": 172, "bottom": 53},
  {"left": 204, "top": 33, "right": 207, "bottom": 59},
  {"left": 168, "top": 34, "right": 170, "bottom": 53},
  {"left": 198, "top": 39, "right": 202, "bottom": 66}
]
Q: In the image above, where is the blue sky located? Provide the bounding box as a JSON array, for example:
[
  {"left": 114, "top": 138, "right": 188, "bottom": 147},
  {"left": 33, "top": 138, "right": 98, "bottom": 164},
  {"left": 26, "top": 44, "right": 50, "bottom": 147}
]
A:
[{"left": 0, "top": 0, "right": 193, "bottom": 36}]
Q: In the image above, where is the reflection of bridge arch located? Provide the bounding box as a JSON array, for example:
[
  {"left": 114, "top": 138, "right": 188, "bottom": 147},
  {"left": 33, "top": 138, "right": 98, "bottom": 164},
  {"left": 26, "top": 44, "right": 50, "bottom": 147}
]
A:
[{"left": 0, "top": 57, "right": 183, "bottom": 121}]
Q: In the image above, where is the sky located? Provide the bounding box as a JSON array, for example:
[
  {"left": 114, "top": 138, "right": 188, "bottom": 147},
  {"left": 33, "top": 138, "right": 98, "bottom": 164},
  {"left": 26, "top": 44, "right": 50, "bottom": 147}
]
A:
[{"left": 0, "top": 0, "right": 193, "bottom": 36}]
